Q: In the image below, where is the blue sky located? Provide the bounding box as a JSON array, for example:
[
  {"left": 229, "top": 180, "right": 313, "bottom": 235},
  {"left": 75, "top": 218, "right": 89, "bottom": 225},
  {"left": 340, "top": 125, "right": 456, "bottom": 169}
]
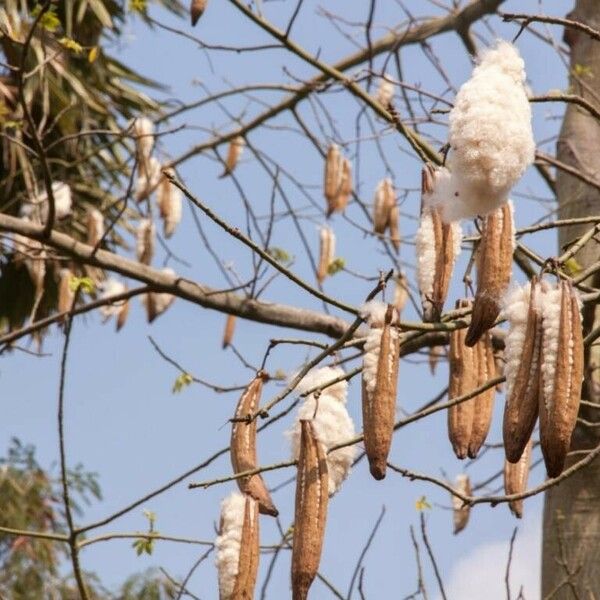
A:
[{"left": 1, "top": 0, "right": 574, "bottom": 597}]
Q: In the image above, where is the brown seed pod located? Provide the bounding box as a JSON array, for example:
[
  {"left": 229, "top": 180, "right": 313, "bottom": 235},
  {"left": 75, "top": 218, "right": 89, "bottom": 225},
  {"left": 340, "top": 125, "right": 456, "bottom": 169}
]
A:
[
  {"left": 291, "top": 420, "right": 329, "bottom": 600},
  {"left": 215, "top": 493, "right": 259, "bottom": 600},
  {"left": 504, "top": 437, "right": 532, "bottom": 519},
  {"left": 87, "top": 208, "right": 104, "bottom": 247},
  {"left": 230, "top": 372, "right": 278, "bottom": 517},
  {"left": 317, "top": 226, "right": 335, "bottom": 284},
  {"left": 99, "top": 279, "right": 129, "bottom": 331},
  {"left": 222, "top": 314, "right": 237, "bottom": 349},
  {"left": 393, "top": 273, "right": 408, "bottom": 313},
  {"left": 538, "top": 280, "right": 583, "bottom": 477},
  {"left": 503, "top": 280, "right": 542, "bottom": 463},
  {"left": 57, "top": 268, "right": 74, "bottom": 318},
  {"left": 190, "top": 0, "right": 207, "bottom": 25},
  {"left": 361, "top": 303, "right": 400, "bottom": 480},
  {"left": 136, "top": 219, "right": 155, "bottom": 266},
  {"left": 220, "top": 135, "right": 245, "bottom": 178},
  {"left": 231, "top": 496, "right": 260, "bottom": 599},
  {"left": 428, "top": 345, "right": 445, "bottom": 375},
  {"left": 388, "top": 204, "right": 400, "bottom": 253},
  {"left": 416, "top": 166, "right": 462, "bottom": 322},
  {"left": 452, "top": 474, "right": 471, "bottom": 534},
  {"left": 372, "top": 178, "right": 395, "bottom": 235},
  {"left": 333, "top": 157, "right": 352, "bottom": 214},
  {"left": 324, "top": 144, "right": 343, "bottom": 216},
  {"left": 157, "top": 170, "right": 182, "bottom": 239},
  {"left": 448, "top": 300, "right": 478, "bottom": 459},
  {"left": 468, "top": 331, "right": 496, "bottom": 459},
  {"left": 466, "top": 201, "right": 514, "bottom": 346}
]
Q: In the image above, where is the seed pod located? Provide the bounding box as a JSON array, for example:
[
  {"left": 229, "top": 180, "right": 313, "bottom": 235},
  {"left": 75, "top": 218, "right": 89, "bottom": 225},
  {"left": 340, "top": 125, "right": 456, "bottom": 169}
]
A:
[
  {"left": 448, "top": 300, "right": 478, "bottom": 459},
  {"left": 361, "top": 302, "right": 400, "bottom": 480},
  {"left": 223, "top": 314, "right": 237, "bottom": 349},
  {"left": 333, "top": 157, "right": 352, "bottom": 214},
  {"left": 141, "top": 268, "right": 176, "bottom": 323},
  {"left": 136, "top": 219, "right": 155, "bottom": 265},
  {"left": 87, "top": 208, "right": 104, "bottom": 247},
  {"left": 452, "top": 474, "right": 471, "bottom": 534},
  {"left": 231, "top": 372, "right": 278, "bottom": 517},
  {"left": 372, "top": 178, "right": 395, "bottom": 235},
  {"left": 428, "top": 345, "right": 444, "bottom": 375},
  {"left": 135, "top": 157, "right": 162, "bottom": 202},
  {"left": 289, "top": 367, "right": 356, "bottom": 496},
  {"left": 317, "top": 226, "right": 335, "bottom": 284},
  {"left": 291, "top": 420, "right": 329, "bottom": 600},
  {"left": 57, "top": 268, "right": 74, "bottom": 317},
  {"left": 376, "top": 74, "right": 394, "bottom": 108},
  {"left": 215, "top": 492, "right": 260, "bottom": 600},
  {"left": 99, "top": 279, "right": 129, "bottom": 331},
  {"left": 466, "top": 201, "right": 515, "bottom": 346},
  {"left": 393, "top": 273, "right": 408, "bottom": 313},
  {"left": 416, "top": 167, "right": 462, "bottom": 322},
  {"left": 132, "top": 118, "right": 154, "bottom": 178},
  {"left": 538, "top": 280, "right": 583, "bottom": 477},
  {"left": 220, "top": 135, "right": 245, "bottom": 178},
  {"left": 468, "top": 331, "right": 496, "bottom": 458},
  {"left": 190, "top": 0, "right": 207, "bottom": 25},
  {"left": 324, "top": 144, "right": 343, "bottom": 216},
  {"left": 388, "top": 204, "right": 400, "bottom": 253},
  {"left": 504, "top": 437, "right": 532, "bottom": 519},
  {"left": 502, "top": 280, "right": 542, "bottom": 463},
  {"left": 157, "top": 171, "right": 182, "bottom": 238}
]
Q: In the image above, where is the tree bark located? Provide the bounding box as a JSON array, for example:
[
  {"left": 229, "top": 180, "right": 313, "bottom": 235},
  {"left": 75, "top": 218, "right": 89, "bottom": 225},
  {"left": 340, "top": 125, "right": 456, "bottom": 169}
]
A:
[{"left": 542, "top": 2, "right": 600, "bottom": 597}]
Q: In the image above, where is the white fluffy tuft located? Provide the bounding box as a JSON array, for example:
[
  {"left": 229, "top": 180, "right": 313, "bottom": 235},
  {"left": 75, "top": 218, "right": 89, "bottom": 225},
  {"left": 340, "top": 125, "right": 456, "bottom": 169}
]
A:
[
  {"left": 501, "top": 282, "right": 534, "bottom": 399},
  {"left": 288, "top": 367, "right": 355, "bottom": 495},
  {"left": 294, "top": 366, "right": 348, "bottom": 403},
  {"left": 360, "top": 300, "right": 390, "bottom": 326},
  {"left": 539, "top": 283, "right": 563, "bottom": 410},
  {"left": 415, "top": 210, "right": 436, "bottom": 299},
  {"left": 215, "top": 492, "right": 246, "bottom": 600},
  {"left": 427, "top": 41, "right": 534, "bottom": 222},
  {"left": 99, "top": 279, "right": 127, "bottom": 319}
]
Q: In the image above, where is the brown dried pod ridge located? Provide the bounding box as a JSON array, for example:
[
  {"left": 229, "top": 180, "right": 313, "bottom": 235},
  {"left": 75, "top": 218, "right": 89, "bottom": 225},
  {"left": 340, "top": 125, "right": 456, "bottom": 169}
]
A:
[
  {"left": 503, "top": 280, "right": 542, "bottom": 463},
  {"left": 539, "top": 280, "right": 584, "bottom": 478},
  {"left": 504, "top": 437, "right": 532, "bottom": 519},
  {"left": 466, "top": 202, "right": 514, "bottom": 346},
  {"left": 447, "top": 300, "right": 477, "bottom": 460},
  {"left": 223, "top": 314, "right": 237, "bottom": 349},
  {"left": 324, "top": 144, "right": 343, "bottom": 216},
  {"left": 190, "top": 0, "right": 207, "bottom": 25},
  {"left": 362, "top": 305, "right": 400, "bottom": 480},
  {"left": 231, "top": 372, "right": 278, "bottom": 517},
  {"left": 230, "top": 496, "right": 260, "bottom": 600},
  {"left": 317, "top": 226, "right": 335, "bottom": 284},
  {"left": 467, "top": 331, "right": 496, "bottom": 459},
  {"left": 372, "top": 178, "right": 395, "bottom": 235},
  {"left": 291, "top": 420, "right": 329, "bottom": 600},
  {"left": 452, "top": 474, "right": 471, "bottom": 535}
]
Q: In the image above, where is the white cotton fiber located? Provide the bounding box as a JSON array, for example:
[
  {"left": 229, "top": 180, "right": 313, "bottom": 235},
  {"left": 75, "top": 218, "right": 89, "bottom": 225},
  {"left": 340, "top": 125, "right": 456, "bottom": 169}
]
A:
[
  {"left": 215, "top": 491, "right": 246, "bottom": 600},
  {"left": 428, "top": 41, "right": 535, "bottom": 222},
  {"left": 288, "top": 367, "right": 355, "bottom": 496}
]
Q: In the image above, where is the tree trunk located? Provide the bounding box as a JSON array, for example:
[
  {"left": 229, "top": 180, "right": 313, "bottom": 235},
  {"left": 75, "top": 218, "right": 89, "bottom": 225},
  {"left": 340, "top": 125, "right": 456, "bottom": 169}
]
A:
[{"left": 542, "top": 1, "right": 600, "bottom": 597}]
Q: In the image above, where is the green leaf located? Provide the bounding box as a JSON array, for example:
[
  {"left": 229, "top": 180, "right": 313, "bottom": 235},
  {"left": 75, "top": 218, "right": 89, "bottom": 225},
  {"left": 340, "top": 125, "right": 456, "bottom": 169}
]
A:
[
  {"left": 59, "top": 37, "right": 83, "bottom": 54},
  {"left": 267, "top": 247, "right": 292, "bottom": 264},
  {"left": 415, "top": 496, "right": 431, "bottom": 511},
  {"left": 129, "top": 0, "right": 148, "bottom": 14},
  {"left": 68, "top": 276, "right": 95, "bottom": 295},
  {"left": 31, "top": 5, "right": 61, "bottom": 32},
  {"left": 172, "top": 372, "right": 193, "bottom": 394},
  {"left": 327, "top": 257, "right": 345, "bottom": 276}
]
